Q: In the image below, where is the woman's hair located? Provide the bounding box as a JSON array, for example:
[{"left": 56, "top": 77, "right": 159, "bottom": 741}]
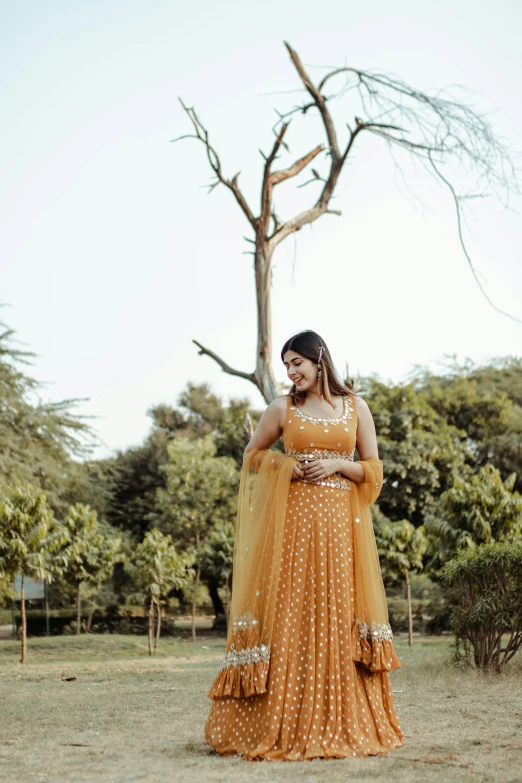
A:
[{"left": 280, "top": 330, "right": 352, "bottom": 408}]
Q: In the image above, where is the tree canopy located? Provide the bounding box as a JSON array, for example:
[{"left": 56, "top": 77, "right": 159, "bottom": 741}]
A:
[{"left": 0, "top": 315, "right": 96, "bottom": 512}]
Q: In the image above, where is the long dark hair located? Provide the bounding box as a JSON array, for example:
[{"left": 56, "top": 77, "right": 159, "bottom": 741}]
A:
[{"left": 280, "top": 330, "right": 352, "bottom": 408}]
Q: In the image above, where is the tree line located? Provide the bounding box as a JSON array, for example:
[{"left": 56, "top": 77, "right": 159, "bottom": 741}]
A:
[{"left": 1, "top": 316, "right": 521, "bottom": 670}]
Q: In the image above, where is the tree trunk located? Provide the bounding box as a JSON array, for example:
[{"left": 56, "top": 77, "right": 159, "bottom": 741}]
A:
[
  {"left": 44, "top": 579, "right": 50, "bottom": 637},
  {"left": 20, "top": 574, "right": 27, "bottom": 664},
  {"left": 405, "top": 570, "right": 413, "bottom": 646},
  {"left": 86, "top": 601, "right": 96, "bottom": 634},
  {"left": 206, "top": 576, "right": 225, "bottom": 618},
  {"left": 192, "top": 566, "right": 200, "bottom": 643},
  {"left": 148, "top": 595, "right": 154, "bottom": 656},
  {"left": 154, "top": 599, "right": 161, "bottom": 651},
  {"left": 76, "top": 584, "right": 82, "bottom": 635},
  {"left": 254, "top": 246, "right": 282, "bottom": 403}
]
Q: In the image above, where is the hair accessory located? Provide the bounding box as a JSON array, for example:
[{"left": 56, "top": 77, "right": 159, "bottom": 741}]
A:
[{"left": 317, "top": 346, "right": 324, "bottom": 382}]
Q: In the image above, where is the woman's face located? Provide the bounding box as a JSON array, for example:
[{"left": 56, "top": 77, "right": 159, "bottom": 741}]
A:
[{"left": 283, "top": 350, "right": 318, "bottom": 392}]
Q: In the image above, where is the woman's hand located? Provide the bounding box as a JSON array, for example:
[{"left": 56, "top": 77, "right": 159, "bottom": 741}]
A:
[
  {"left": 291, "top": 462, "right": 305, "bottom": 480},
  {"left": 301, "top": 459, "right": 340, "bottom": 481}
]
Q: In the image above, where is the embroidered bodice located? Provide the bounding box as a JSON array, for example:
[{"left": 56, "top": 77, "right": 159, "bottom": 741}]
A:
[{"left": 282, "top": 394, "right": 358, "bottom": 490}]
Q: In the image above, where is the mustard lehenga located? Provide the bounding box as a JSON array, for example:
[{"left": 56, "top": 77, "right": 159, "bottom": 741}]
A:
[{"left": 204, "top": 393, "right": 403, "bottom": 761}]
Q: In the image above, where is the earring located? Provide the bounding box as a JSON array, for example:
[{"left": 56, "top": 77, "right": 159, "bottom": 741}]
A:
[{"left": 317, "top": 364, "right": 322, "bottom": 381}]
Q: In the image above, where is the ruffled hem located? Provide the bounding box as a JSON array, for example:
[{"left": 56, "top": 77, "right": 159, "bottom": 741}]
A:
[
  {"left": 208, "top": 658, "right": 270, "bottom": 699},
  {"left": 351, "top": 620, "right": 401, "bottom": 673}
]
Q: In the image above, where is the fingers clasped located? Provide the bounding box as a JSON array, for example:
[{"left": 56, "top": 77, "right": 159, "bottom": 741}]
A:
[
  {"left": 291, "top": 463, "right": 305, "bottom": 479},
  {"left": 300, "top": 458, "right": 339, "bottom": 481}
]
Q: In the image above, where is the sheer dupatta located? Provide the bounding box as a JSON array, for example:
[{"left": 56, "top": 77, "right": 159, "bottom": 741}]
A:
[
  {"left": 208, "top": 448, "right": 295, "bottom": 699},
  {"left": 208, "top": 450, "right": 399, "bottom": 701},
  {"left": 351, "top": 458, "right": 401, "bottom": 673}
]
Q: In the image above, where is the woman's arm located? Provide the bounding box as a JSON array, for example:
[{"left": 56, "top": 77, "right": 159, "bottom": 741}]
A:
[
  {"left": 336, "top": 396, "right": 379, "bottom": 480},
  {"left": 244, "top": 396, "right": 304, "bottom": 478},
  {"left": 244, "top": 396, "right": 286, "bottom": 455},
  {"left": 354, "top": 396, "right": 379, "bottom": 460},
  {"left": 302, "top": 396, "right": 379, "bottom": 483}
]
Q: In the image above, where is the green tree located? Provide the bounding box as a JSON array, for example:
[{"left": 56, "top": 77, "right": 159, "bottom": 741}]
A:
[
  {"left": 0, "top": 314, "right": 96, "bottom": 513},
  {"left": 0, "top": 571, "right": 13, "bottom": 606},
  {"left": 152, "top": 383, "right": 259, "bottom": 466},
  {"left": 442, "top": 542, "right": 522, "bottom": 671},
  {"left": 125, "top": 529, "right": 193, "bottom": 654},
  {"left": 0, "top": 484, "right": 66, "bottom": 662},
  {"left": 425, "top": 464, "right": 522, "bottom": 565},
  {"left": 198, "top": 520, "right": 235, "bottom": 629},
  {"left": 417, "top": 361, "right": 522, "bottom": 490},
  {"left": 99, "top": 436, "right": 168, "bottom": 541},
  {"left": 363, "top": 379, "right": 468, "bottom": 525},
  {"left": 99, "top": 384, "right": 257, "bottom": 542},
  {"left": 374, "top": 509, "right": 428, "bottom": 645},
  {"left": 154, "top": 435, "right": 238, "bottom": 640},
  {"left": 59, "top": 504, "right": 124, "bottom": 634}
]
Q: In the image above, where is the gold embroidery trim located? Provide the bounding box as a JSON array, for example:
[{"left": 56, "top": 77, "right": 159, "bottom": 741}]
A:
[
  {"left": 220, "top": 642, "right": 271, "bottom": 671},
  {"left": 290, "top": 395, "right": 353, "bottom": 426},
  {"left": 289, "top": 448, "right": 355, "bottom": 462},
  {"left": 287, "top": 449, "right": 355, "bottom": 491},
  {"left": 356, "top": 619, "right": 394, "bottom": 642},
  {"left": 232, "top": 611, "right": 259, "bottom": 633}
]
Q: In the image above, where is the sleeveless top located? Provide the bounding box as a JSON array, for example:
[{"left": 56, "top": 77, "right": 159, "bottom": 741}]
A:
[{"left": 282, "top": 394, "right": 358, "bottom": 491}]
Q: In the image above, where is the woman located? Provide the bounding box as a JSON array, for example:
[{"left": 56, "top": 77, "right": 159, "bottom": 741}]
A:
[{"left": 204, "top": 330, "right": 403, "bottom": 761}]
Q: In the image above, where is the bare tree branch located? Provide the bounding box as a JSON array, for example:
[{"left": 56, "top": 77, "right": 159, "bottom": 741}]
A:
[
  {"left": 259, "top": 123, "right": 290, "bottom": 237},
  {"left": 173, "top": 99, "right": 257, "bottom": 229},
  {"left": 270, "top": 145, "right": 323, "bottom": 186},
  {"left": 427, "top": 151, "right": 522, "bottom": 324},
  {"left": 192, "top": 340, "right": 258, "bottom": 386},
  {"left": 284, "top": 41, "right": 341, "bottom": 159}
]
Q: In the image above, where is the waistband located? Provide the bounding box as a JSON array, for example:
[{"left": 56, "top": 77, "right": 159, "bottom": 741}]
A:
[{"left": 288, "top": 449, "right": 354, "bottom": 491}]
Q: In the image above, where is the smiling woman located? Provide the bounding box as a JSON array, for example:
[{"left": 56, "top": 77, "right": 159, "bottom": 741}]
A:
[{"left": 204, "top": 329, "right": 403, "bottom": 761}]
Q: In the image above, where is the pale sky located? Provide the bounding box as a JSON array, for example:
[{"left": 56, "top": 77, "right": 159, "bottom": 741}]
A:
[{"left": 2, "top": 0, "right": 521, "bottom": 458}]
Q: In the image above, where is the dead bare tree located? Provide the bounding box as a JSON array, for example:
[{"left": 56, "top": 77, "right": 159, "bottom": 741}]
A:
[{"left": 174, "top": 41, "right": 521, "bottom": 404}]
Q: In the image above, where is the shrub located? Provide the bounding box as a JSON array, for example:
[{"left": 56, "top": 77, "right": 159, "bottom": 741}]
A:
[{"left": 442, "top": 542, "right": 522, "bottom": 671}]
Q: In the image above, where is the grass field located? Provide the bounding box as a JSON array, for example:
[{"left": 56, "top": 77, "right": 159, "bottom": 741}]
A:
[{"left": 1, "top": 633, "right": 521, "bottom": 783}]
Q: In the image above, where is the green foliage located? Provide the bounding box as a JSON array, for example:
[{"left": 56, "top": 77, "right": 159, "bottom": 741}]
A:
[
  {"left": 415, "top": 358, "right": 522, "bottom": 491},
  {"left": 152, "top": 382, "right": 259, "bottom": 466},
  {"left": 54, "top": 504, "right": 125, "bottom": 633},
  {"left": 59, "top": 504, "right": 124, "bottom": 591},
  {"left": 198, "top": 520, "right": 235, "bottom": 584},
  {"left": 363, "top": 380, "right": 468, "bottom": 525},
  {"left": 154, "top": 435, "right": 239, "bottom": 549},
  {"left": 0, "top": 315, "right": 96, "bottom": 512},
  {"left": 126, "top": 528, "right": 194, "bottom": 602},
  {"left": 373, "top": 508, "right": 428, "bottom": 585},
  {"left": 0, "top": 483, "right": 69, "bottom": 659},
  {"left": 442, "top": 542, "right": 522, "bottom": 671},
  {"left": 0, "top": 484, "right": 66, "bottom": 582},
  {"left": 98, "top": 383, "right": 256, "bottom": 541},
  {"left": 97, "top": 434, "right": 168, "bottom": 540},
  {"left": 0, "top": 571, "right": 13, "bottom": 605},
  {"left": 425, "top": 464, "right": 522, "bottom": 563}
]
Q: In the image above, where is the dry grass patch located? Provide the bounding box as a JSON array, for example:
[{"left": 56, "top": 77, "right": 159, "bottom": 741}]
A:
[{"left": 0, "top": 634, "right": 521, "bottom": 783}]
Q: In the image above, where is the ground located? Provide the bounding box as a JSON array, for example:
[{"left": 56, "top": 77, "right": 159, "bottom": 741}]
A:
[{"left": 0, "top": 632, "right": 521, "bottom": 783}]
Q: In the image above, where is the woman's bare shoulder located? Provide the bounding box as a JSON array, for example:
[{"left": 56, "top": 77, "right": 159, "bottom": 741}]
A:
[
  {"left": 353, "top": 394, "right": 372, "bottom": 416},
  {"left": 267, "top": 395, "right": 289, "bottom": 410},
  {"left": 262, "top": 395, "right": 288, "bottom": 419}
]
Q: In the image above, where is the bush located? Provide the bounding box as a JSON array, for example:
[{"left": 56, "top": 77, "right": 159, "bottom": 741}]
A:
[
  {"left": 442, "top": 542, "right": 522, "bottom": 671},
  {"left": 10, "top": 609, "right": 181, "bottom": 638},
  {"left": 386, "top": 576, "right": 452, "bottom": 634}
]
